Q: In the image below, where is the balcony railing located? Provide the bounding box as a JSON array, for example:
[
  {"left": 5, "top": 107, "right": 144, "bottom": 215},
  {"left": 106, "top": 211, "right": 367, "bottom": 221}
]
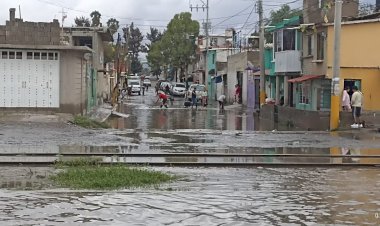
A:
[{"left": 274, "top": 50, "right": 301, "bottom": 73}]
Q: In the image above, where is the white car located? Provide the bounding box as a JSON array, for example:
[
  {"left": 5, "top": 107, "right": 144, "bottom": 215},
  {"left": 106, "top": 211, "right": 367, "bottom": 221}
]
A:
[
  {"left": 128, "top": 80, "right": 141, "bottom": 95},
  {"left": 170, "top": 83, "right": 186, "bottom": 96},
  {"left": 186, "top": 84, "right": 206, "bottom": 101},
  {"left": 143, "top": 79, "right": 151, "bottom": 87}
]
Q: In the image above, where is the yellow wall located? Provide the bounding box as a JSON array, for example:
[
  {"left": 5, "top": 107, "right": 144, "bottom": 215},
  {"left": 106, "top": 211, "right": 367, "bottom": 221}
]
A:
[
  {"left": 327, "top": 21, "right": 380, "bottom": 111},
  {"left": 327, "top": 21, "right": 380, "bottom": 68}
]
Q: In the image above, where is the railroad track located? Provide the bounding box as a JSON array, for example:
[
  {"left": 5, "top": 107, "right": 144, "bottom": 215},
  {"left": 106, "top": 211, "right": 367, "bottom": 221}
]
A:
[{"left": 0, "top": 152, "right": 379, "bottom": 166}]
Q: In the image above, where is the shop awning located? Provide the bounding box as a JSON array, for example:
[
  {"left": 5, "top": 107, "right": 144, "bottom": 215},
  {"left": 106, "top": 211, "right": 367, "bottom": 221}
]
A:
[{"left": 287, "top": 75, "right": 324, "bottom": 83}]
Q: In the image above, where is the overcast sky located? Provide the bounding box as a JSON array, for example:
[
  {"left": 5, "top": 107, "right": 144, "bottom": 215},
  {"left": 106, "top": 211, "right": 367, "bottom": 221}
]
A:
[{"left": 0, "top": 0, "right": 375, "bottom": 38}]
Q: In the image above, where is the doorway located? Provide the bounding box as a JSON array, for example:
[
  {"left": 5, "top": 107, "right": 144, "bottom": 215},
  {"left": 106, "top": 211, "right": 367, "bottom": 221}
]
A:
[
  {"left": 344, "top": 79, "right": 361, "bottom": 98},
  {"left": 236, "top": 71, "right": 243, "bottom": 103}
]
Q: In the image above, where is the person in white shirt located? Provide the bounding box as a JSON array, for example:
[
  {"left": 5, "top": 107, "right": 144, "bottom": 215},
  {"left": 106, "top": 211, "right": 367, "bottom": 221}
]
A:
[
  {"left": 342, "top": 86, "right": 351, "bottom": 111},
  {"left": 350, "top": 86, "right": 363, "bottom": 128},
  {"left": 218, "top": 94, "right": 226, "bottom": 111}
]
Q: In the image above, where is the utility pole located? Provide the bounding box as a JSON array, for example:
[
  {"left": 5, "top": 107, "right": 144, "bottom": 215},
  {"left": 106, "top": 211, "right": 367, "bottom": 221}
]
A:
[
  {"left": 330, "top": 0, "right": 343, "bottom": 130},
  {"left": 190, "top": 0, "right": 209, "bottom": 91},
  {"left": 258, "top": 0, "right": 266, "bottom": 106}
]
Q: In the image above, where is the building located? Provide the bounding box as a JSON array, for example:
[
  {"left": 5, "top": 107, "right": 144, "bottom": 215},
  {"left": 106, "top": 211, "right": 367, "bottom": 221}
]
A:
[
  {"left": 61, "top": 26, "right": 113, "bottom": 109},
  {"left": 226, "top": 51, "right": 260, "bottom": 107},
  {"left": 287, "top": 0, "right": 359, "bottom": 111},
  {"left": 326, "top": 15, "right": 380, "bottom": 111},
  {"left": 0, "top": 8, "right": 112, "bottom": 114}
]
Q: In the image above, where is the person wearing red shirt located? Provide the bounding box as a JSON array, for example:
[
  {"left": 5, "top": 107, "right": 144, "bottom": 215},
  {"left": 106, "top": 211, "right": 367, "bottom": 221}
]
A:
[
  {"left": 156, "top": 91, "right": 168, "bottom": 108},
  {"left": 235, "top": 84, "right": 241, "bottom": 103}
]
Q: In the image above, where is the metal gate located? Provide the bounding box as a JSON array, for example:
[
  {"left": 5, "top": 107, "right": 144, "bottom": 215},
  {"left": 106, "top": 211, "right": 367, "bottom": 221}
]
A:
[{"left": 0, "top": 49, "right": 60, "bottom": 108}]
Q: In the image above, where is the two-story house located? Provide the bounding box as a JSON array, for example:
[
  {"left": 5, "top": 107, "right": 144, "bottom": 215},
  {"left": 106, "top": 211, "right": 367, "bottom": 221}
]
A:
[
  {"left": 268, "top": 15, "right": 302, "bottom": 107},
  {"left": 289, "top": 0, "right": 359, "bottom": 112}
]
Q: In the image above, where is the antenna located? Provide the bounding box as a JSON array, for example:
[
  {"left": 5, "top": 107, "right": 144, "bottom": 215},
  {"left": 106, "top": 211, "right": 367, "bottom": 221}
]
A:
[
  {"left": 59, "top": 8, "right": 67, "bottom": 32},
  {"left": 18, "top": 5, "right": 21, "bottom": 19}
]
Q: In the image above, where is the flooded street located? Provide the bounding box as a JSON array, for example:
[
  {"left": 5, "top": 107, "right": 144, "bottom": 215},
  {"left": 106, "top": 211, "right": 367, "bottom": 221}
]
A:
[
  {"left": 0, "top": 167, "right": 379, "bottom": 225},
  {"left": 0, "top": 87, "right": 380, "bottom": 225}
]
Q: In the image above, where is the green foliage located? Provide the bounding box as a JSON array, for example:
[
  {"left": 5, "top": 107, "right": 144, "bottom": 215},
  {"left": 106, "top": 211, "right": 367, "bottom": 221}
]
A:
[
  {"left": 90, "top": 10, "right": 102, "bottom": 27},
  {"left": 268, "top": 5, "right": 301, "bottom": 25},
  {"left": 106, "top": 18, "right": 120, "bottom": 36},
  {"left": 74, "top": 16, "right": 90, "bottom": 27},
  {"left": 123, "top": 23, "right": 145, "bottom": 74},
  {"left": 266, "top": 4, "right": 302, "bottom": 43},
  {"left": 145, "top": 27, "right": 163, "bottom": 51},
  {"left": 359, "top": 3, "right": 376, "bottom": 17},
  {"left": 50, "top": 165, "right": 176, "bottom": 190},
  {"left": 103, "top": 43, "right": 115, "bottom": 63},
  {"left": 147, "top": 12, "right": 199, "bottom": 78},
  {"left": 72, "top": 116, "right": 109, "bottom": 129}
]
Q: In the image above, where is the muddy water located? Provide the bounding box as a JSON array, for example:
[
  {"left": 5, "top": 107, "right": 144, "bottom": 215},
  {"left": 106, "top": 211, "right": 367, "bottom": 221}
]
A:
[{"left": 0, "top": 167, "right": 379, "bottom": 225}]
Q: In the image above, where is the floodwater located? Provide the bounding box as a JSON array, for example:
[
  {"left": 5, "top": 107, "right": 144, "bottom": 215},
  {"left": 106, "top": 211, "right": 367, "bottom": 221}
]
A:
[
  {"left": 1, "top": 85, "right": 380, "bottom": 225},
  {"left": 0, "top": 167, "right": 379, "bottom": 225}
]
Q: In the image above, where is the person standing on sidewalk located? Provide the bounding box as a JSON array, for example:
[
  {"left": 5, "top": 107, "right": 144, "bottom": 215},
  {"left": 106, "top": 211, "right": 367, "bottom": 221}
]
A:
[
  {"left": 342, "top": 86, "right": 351, "bottom": 111},
  {"left": 351, "top": 86, "right": 363, "bottom": 128}
]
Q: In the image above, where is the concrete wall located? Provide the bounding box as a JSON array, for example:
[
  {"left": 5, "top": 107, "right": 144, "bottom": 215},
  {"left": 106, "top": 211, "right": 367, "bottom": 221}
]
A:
[
  {"left": 60, "top": 50, "right": 87, "bottom": 114},
  {"left": 227, "top": 51, "right": 260, "bottom": 105},
  {"left": 0, "top": 9, "right": 60, "bottom": 45},
  {"left": 302, "top": 28, "right": 327, "bottom": 76},
  {"left": 326, "top": 21, "right": 380, "bottom": 111},
  {"left": 303, "top": 0, "right": 358, "bottom": 24}
]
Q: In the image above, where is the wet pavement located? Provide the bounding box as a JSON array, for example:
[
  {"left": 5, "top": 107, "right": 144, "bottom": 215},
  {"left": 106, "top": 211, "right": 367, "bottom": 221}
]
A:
[
  {"left": 1, "top": 83, "right": 380, "bottom": 224},
  {"left": 0, "top": 167, "right": 379, "bottom": 225}
]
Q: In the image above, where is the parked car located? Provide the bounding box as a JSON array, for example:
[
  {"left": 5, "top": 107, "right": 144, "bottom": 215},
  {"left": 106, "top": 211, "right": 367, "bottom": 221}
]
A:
[
  {"left": 143, "top": 79, "right": 151, "bottom": 87},
  {"left": 186, "top": 84, "right": 206, "bottom": 101},
  {"left": 128, "top": 79, "right": 141, "bottom": 95},
  {"left": 160, "top": 82, "right": 172, "bottom": 93},
  {"left": 170, "top": 83, "right": 186, "bottom": 96}
]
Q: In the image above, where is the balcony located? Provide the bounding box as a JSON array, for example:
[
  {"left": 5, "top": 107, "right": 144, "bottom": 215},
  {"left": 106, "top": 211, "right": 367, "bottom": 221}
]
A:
[{"left": 274, "top": 50, "right": 301, "bottom": 73}]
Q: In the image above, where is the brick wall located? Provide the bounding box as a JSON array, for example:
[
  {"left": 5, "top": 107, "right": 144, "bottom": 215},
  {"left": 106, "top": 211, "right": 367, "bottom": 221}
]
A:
[{"left": 0, "top": 9, "right": 60, "bottom": 45}]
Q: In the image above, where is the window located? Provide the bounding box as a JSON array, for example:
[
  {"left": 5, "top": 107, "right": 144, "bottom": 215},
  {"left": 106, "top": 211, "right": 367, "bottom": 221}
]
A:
[
  {"left": 212, "top": 53, "right": 215, "bottom": 64},
  {"left": 317, "top": 32, "right": 325, "bottom": 60},
  {"left": 306, "top": 35, "right": 313, "bottom": 56},
  {"left": 1, "top": 51, "right": 8, "bottom": 59},
  {"left": 283, "top": 29, "right": 296, "bottom": 51},
  {"left": 210, "top": 37, "right": 218, "bottom": 47},
  {"left": 9, "top": 52, "right": 15, "bottom": 59},
  {"left": 41, "top": 52, "right": 47, "bottom": 60},
  {"left": 48, "top": 52, "right": 54, "bottom": 60},
  {"left": 16, "top": 52, "right": 22, "bottom": 59},
  {"left": 299, "top": 82, "right": 310, "bottom": 104},
  {"left": 54, "top": 53, "right": 58, "bottom": 60},
  {"left": 34, "top": 52, "right": 40, "bottom": 60},
  {"left": 275, "top": 30, "right": 283, "bottom": 52},
  {"left": 27, "top": 52, "right": 33, "bottom": 59}
]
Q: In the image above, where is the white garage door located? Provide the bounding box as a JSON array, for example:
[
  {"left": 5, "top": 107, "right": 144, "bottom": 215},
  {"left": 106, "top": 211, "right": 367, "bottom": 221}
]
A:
[{"left": 0, "top": 49, "right": 60, "bottom": 108}]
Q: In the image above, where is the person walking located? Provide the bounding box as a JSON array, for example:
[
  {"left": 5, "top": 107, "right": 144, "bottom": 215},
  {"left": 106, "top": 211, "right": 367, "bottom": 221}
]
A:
[
  {"left": 342, "top": 86, "right": 351, "bottom": 111},
  {"left": 156, "top": 91, "right": 168, "bottom": 108},
  {"left": 201, "top": 89, "right": 208, "bottom": 108},
  {"left": 351, "top": 86, "right": 363, "bottom": 128},
  {"left": 218, "top": 94, "right": 226, "bottom": 111},
  {"left": 191, "top": 88, "right": 197, "bottom": 109}
]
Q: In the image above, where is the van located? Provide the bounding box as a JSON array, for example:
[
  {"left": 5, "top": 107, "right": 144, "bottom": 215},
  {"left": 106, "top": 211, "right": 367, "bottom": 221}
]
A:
[{"left": 128, "top": 79, "right": 141, "bottom": 95}]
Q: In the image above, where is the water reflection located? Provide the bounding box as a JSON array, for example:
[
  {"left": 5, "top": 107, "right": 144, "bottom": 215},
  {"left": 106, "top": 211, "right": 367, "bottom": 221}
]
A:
[{"left": 0, "top": 167, "right": 378, "bottom": 225}]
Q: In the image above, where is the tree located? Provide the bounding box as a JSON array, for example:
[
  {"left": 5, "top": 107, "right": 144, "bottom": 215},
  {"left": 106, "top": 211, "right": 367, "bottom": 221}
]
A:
[
  {"left": 103, "top": 43, "right": 115, "bottom": 64},
  {"left": 90, "top": 10, "right": 102, "bottom": 27},
  {"left": 145, "top": 27, "right": 163, "bottom": 51},
  {"left": 265, "top": 5, "right": 301, "bottom": 43},
  {"left": 147, "top": 12, "right": 199, "bottom": 80},
  {"left": 268, "top": 5, "right": 301, "bottom": 25},
  {"left": 74, "top": 16, "right": 90, "bottom": 27},
  {"left": 122, "top": 23, "right": 145, "bottom": 74},
  {"left": 359, "top": 3, "right": 376, "bottom": 17},
  {"left": 107, "top": 18, "right": 120, "bottom": 36}
]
